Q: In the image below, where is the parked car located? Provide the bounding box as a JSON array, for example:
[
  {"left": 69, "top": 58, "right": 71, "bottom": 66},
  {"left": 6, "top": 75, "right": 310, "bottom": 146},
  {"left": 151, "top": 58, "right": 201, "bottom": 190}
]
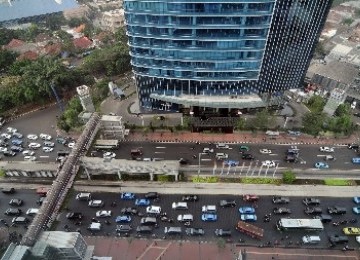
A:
[
  {"left": 22, "top": 150, "right": 35, "bottom": 156},
  {"left": 185, "top": 228, "right": 205, "bottom": 236},
  {"left": 26, "top": 208, "right": 39, "bottom": 216},
  {"left": 6, "top": 127, "right": 17, "bottom": 134},
  {"left": 242, "top": 153, "right": 254, "bottom": 160},
  {"left": 172, "top": 202, "right": 188, "bottom": 210},
  {"left": 135, "top": 199, "right": 150, "bottom": 206},
  {"left": 328, "top": 206, "right": 347, "bottom": 215},
  {"left": 273, "top": 207, "right": 291, "bottom": 214},
  {"left": 3, "top": 151, "right": 16, "bottom": 157},
  {"left": 239, "top": 145, "right": 250, "bottom": 152},
  {"left": 239, "top": 206, "right": 255, "bottom": 214},
  {"left": 348, "top": 144, "right": 359, "bottom": 150},
  {"left": 5, "top": 208, "right": 21, "bottom": 216},
  {"left": 146, "top": 206, "right": 161, "bottom": 215},
  {"left": 259, "top": 149, "right": 272, "bottom": 154},
  {"left": 319, "top": 147, "right": 334, "bottom": 153},
  {"left": 215, "top": 229, "right": 232, "bottom": 237},
  {"left": 120, "top": 207, "right": 139, "bottom": 215},
  {"left": 103, "top": 152, "right": 116, "bottom": 159},
  {"left": 115, "top": 215, "right": 132, "bottom": 223},
  {"left": 11, "top": 139, "right": 23, "bottom": 146},
  {"left": 261, "top": 160, "right": 276, "bottom": 167},
  {"left": 202, "top": 148, "right": 214, "bottom": 154},
  {"left": 40, "top": 133, "right": 52, "bottom": 140},
  {"left": 353, "top": 206, "right": 360, "bottom": 214},
  {"left": 136, "top": 226, "right": 152, "bottom": 234},
  {"left": 66, "top": 212, "right": 83, "bottom": 220},
  {"left": 144, "top": 192, "right": 159, "bottom": 199},
  {"left": 2, "top": 187, "right": 15, "bottom": 194},
  {"left": 329, "top": 235, "right": 349, "bottom": 244},
  {"left": 343, "top": 227, "right": 360, "bottom": 235},
  {"left": 121, "top": 192, "right": 135, "bottom": 200},
  {"left": 303, "top": 198, "right": 320, "bottom": 206},
  {"left": 27, "top": 134, "right": 38, "bottom": 140},
  {"left": 42, "top": 147, "right": 53, "bottom": 153},
  {"left": 43, "top": 141, "right": 55, "bottom": 147},
  {"left": 324, "top": 155, "right": 336, "bottom": 161},
  {"left": 182, "top": 195, "right": 198, "bottom": 202},
  {"left": 223, "top": 160, "right": 239, "bottom": 167},
  {"left": 272, "top": 196, "right": 290, "bottom": 204},
  {"left": 202, "top": 205, "right": 217, "bottom": 213},
  {"left": 12, "top": 132, "right": 23, "bottom": 139},
  {"left": 240, "top": 214, "right": 257, "bottom": 222},
  {"left": 1, "top": 133, "right": 11, "bottom": 140},
  {"left": 28, "top": 143, "right": 41, "bottom": 149},
  {"left": 24, "top": 156, "right": 36, "bottom": 161},
  {"left": 116, "top": 225, "right": 132, "bottom": 233},
  {"left": 201, "top": 213, "right": 217, "bottom": 222},
  {"left": 243, "top": 194, "right": 259, "bottom": 202},
  {"left": 219, "top": 199, "right": 236, "bottom": 208},
  {"left": 216, "top": 143, "right": 230, "bottom": 149},
  {"left": 11, "top": 146, "right": 23, "bottom": 152},
  {"left": 314, "top": 162, "right": 329, "bottom": 169},
  {"left": 96, "top": 210, "right": 112, "bottom": 217},
  {"left": 9, "top": 199, "right": 23, "bottom": 206},
  {"left": 304, "top": 207, "right": 322, "bottom": 215},
  {"left": 88, "top": 200, "right": 104, "bottom": 208}
]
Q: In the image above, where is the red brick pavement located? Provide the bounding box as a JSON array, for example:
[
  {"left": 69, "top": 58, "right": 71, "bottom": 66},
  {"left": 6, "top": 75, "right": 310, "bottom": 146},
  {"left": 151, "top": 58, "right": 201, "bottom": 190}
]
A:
[
  {"left": 126, "top": 131, "right": 357, "bottom": 145},
  {"left": 85, "top": 237, "right": 360, "bottom": 260}
]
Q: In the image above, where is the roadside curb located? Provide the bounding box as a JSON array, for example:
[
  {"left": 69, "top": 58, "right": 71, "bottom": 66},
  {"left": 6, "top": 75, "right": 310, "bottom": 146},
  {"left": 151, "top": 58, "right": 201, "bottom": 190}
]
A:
[{"left": 6, "top": 102, "right": 58, "bottom": 122}]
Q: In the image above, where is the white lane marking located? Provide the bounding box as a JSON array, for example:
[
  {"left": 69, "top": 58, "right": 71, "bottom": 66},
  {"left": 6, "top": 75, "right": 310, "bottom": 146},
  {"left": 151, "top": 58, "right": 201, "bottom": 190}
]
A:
[
  {"left": 317, "top": 155, "right": 326, "bottom": 157},
  {"left": 201, "top": 159, "right": 212, "bottom": 161},
  {"left": 269, "top": 154, "right": 278, "bottom": 156},
  {"left": 155, "top": 147, "right": 166, "bottom": 149},
  {"left": 154, "top": 152, "right": 165, "bottom": 154}
]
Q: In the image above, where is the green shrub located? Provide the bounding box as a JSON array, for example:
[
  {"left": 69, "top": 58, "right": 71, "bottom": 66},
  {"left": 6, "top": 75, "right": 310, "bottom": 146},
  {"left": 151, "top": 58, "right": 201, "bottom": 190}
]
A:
[
  {"left": 241, "top": 177, "right": 281, "bottom": 185},
  {"left": 324, "top": 179, "right": 352, "bottom": 186},
  {"left": 157, "top": 175, "right": 174, "bottom": 182},
  {"left": 282, "top": 170, "right": 296, "bottom": 184},
  {"left": 192, "top": 176, "right": 218, "bottom": 183}
]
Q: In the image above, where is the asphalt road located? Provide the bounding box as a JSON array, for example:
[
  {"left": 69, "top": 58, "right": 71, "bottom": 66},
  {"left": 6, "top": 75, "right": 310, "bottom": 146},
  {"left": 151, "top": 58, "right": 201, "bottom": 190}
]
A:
[
  {"left": 59, "top": 192, "right": 360, "bottom": 249},
  {"left": 0, "top": 189, "right": 41, "bottom": 242},
  {"left": 1, "top": 105, "right": 72, "bottom": 162},
  {"left": 107, "top": 142, "right": 358, "bottom": 171}
]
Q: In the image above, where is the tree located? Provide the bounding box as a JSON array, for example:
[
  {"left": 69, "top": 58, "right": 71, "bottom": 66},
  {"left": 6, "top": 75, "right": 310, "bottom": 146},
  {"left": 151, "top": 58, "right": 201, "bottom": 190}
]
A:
[
  {"left": 302, "top": 112, "right": 325, "bottom": 136},
  {"left": 306, "top": 95, "right": 326, "bottom": 113},
  {"left": 250, "top": 109, "right": 272, "bottom": 130},
  {"left": 0, "top": 49, "right": 17, "bottom": 72},
  {"left": 235, "top": 118, "right": 246, "bottom": 130},
  {"left": 282, "top": 170, "right": 296, "bottom": 184},
  {"left": 334, "top": 103, "right": 351, "bottom": 117}
]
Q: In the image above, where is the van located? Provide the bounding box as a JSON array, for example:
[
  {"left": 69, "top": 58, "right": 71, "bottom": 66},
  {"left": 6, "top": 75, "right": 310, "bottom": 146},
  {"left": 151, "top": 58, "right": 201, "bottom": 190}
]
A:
[
  {"left": 88, "top": 222, "right": 101, "bottom": 231},
  {"left": 177, "top": 214, "right": 193, "bottom": 222},
  {"left": 215, "top": 153, "right": 228, "bottom": 160},
  {"left": 136, "top": 226, "right": 153, "bottom": 234},
  {"left": 76, "top": 193, "right": 91, "bottom": 201},
  {"left": 12, "top": 217, "right": 29, "bottom": 224},
  {"left": 302, "top": 235, "right": 321, "bottom": 244},
  {"left": 164, "top": 227, "right": 182, "bottom": 235},
  {"left": 216, "top": 143, "right": 229, "bottom": 149}
]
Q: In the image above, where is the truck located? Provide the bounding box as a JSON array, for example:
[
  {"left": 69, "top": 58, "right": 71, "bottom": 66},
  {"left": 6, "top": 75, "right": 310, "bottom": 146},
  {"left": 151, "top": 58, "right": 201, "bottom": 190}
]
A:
[{"left": 235, "top": 221, "right": 264, "bottom": 240}]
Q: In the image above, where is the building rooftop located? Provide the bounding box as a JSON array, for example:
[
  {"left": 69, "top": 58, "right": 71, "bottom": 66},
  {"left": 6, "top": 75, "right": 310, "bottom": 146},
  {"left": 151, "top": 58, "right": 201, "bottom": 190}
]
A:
[{"left": 101, "top": 115, "right": 123, "bottom": 122}]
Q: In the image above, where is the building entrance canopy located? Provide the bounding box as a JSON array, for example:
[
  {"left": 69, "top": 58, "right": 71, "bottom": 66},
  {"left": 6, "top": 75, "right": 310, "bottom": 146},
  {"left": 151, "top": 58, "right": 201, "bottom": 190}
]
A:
[{"left": 150, "top": 93, "right": 266, "bottom": 109}]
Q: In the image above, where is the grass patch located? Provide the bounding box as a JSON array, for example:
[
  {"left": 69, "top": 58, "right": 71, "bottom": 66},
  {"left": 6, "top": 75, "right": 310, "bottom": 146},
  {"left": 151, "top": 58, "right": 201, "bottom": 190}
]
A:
[
  {"left": 192, "top": 176, "right": 218, "bottom": 183},
  {"left": 240, "top": 177, "right": 281, "bottom": 185},
  {"left": 324, "top": 179, "right": 353, "bottom": 186}
]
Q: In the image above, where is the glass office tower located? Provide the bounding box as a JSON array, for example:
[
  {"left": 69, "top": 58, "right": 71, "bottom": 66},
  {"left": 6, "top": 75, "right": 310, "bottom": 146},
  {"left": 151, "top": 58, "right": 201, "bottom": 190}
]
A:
[{"left": 123, "top": 0, "right": 332, "bottom": 112}]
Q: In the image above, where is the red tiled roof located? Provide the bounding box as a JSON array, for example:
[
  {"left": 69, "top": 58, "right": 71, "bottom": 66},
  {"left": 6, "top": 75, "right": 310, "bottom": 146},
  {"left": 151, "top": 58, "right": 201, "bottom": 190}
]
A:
[
  {"left": 43, "top": 43, "right": 62, "bottom": 56},
  {"left": 17, "top": 51, "right": 38, "bottom": 61},
  {"left": 73, "top": 36, "right": 92, "bottom": 49},
  {"left": 6, "top": 39, "right": 25, "bottom": 49}
]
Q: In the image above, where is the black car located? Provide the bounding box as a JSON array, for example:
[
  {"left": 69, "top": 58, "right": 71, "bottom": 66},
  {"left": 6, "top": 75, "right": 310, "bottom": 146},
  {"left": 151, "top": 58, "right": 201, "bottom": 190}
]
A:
[
  {"left": 273, "top": 207, "right": 291, "bottom": 214},
  {"left": 302, "top": 198, "right": 320, "bottom": 206},
  {"left": 182, "top": 195, "right": 199, "bottom": 202},
  {"left": 314, "top": 214, "right": 332, "bottom": 223},
  {"left": 272, "top": 196, "right": 290, "bottom": 204},
  {"left": 144, "top": 192, "right": 159, "bottom": 200},
  {"left": 116, "top": 225, "right": 132, "bottom": 233},
  {"left": 215, "top": 229, "right": 232, "bottom": 237},
  {"left": 179, "top": 158, "right": 189, "bottom": 165},
  {"left": 285, "top": 155, "right": 297, "bottom": 163},
  {"left": 5, "top": 208, "right": 22, "bottom": 216},
  {"left": 66, "top": 212, "right": 83, "bottom": 220},
  {"left": 10, "top": 146, "right": 23, "bottom": 152},
  {"left": 9, "top": 199, "right": 23, "bottom": 206},
  {"left": 136, "top": 225, "right": 153, "bottom": 234},
  {"left": 304, "top": 207, "right": 322, "bottom": 215},
  {"left": 348, "top": 144, "right": 359, "bottom": 150},
  {"left": 1, "top": 187, "right": 15, "bottom": 194},
  {"left": 121, "top": 207, "right": 139, "bottom": 215},
  {"left": 3, "top": 151, "right": 15, "bottom": 157},
  {"left": 219, "top": 199, "right": 236, "bottom": 208},
  {"left": 329, "top": 235, "right": 349, "bottom": 244},
  {"left": 185, "top": 228, "right": 205, "bottom": 236},
  {"left": 327, "top": 206, "right": 347, "bottom": 215},
  {"left": 242, "top": 153, "right": 254, "bottom": 160}
]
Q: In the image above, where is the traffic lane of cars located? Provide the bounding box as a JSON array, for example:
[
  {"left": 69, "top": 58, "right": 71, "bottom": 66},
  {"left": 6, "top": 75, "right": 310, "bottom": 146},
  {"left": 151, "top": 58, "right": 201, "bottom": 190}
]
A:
[
  {"left": 59, "top": 193, "right": 360, "bottom": 248},
  {"left": 113, "top": 142, "right": 357, "bottom": 170},
  {"left": 0, "top": 189, "right": 41, "bottom": 233}
]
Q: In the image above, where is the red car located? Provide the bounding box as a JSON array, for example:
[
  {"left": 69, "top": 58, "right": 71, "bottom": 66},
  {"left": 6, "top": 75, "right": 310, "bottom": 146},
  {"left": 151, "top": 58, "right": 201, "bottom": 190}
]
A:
[{"left": 243, "top": 194, "right": 259, "bottom": 202}]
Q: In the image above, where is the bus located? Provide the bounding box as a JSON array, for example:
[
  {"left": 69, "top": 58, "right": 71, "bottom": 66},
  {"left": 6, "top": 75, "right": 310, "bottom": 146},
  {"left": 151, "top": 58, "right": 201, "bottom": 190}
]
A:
[
  {"left": 94, "top": 140, "right": 119, "bottom": 150},
  {"left": 276, "top": 218, "right": 324, "bottom": 231}
]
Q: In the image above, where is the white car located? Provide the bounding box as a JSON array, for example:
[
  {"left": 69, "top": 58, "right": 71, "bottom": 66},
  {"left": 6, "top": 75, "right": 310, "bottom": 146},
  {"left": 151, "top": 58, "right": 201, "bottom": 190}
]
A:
[
  {"left": 260, "top": 149, "right": 272, "bottom": 154},
  {"left": 22, "top": 150, "right": 35, "bottom": 156},
  {"left": 0, "top": 147, "right": 8, "bottom": 153},
  {"left": 26, "top": 208, "right": 39, "bottom": 216},
  {"left": 24, "top": 156, "right": 36, "bottom": 161},
  {"left": 43, "top": 141, "right": 55, "bottom": 147},
  {"left": 356, "top": 236, "right": 360, "bottom": 244},
  {"left": 319, "top": 147, "right": 334, "bottom": 153},
  {"left": 6, "top": 127, "right": 17, "bottom": 133},
  {"left": 39, "top": 133, "right": 52, "bottom": 140},
  {"left": 28, "top": 143, "right": 41, "bottom": 149},
  {"left": 203, "top": 148, "right": 214, "bottom": 154},
  {"left": 95, "top": 210, "right": 112, "bottom": 218},
  {"left": 262, "top": 160, "right": 276, "bottom": 167},
  {"left": 1, "top": 133, "right": 11, "bottom": 140},
  {"left": 103, "top": 152, "right": 116, "bottom": 159},
  {"left": 42, "top": 147, "right": 53, "bottom": 153},
  {"left": 27, "top": 134, "right": 38, "bottom": 140},
  {"left": 67, "top": 142, "right": 76, "bottom": 148}
]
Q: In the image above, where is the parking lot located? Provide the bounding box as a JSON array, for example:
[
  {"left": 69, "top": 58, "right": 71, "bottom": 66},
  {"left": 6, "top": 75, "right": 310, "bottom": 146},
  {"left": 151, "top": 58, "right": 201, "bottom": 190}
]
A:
[{"left": 58, "top": 192, "right": 360, "bottom": 249}]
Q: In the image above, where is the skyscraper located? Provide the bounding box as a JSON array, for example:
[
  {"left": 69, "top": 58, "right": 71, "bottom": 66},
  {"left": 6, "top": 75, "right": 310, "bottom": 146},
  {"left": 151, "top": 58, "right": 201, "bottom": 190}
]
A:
[{"left": 123, "top": 0, "right": 332, "bottom": 113}]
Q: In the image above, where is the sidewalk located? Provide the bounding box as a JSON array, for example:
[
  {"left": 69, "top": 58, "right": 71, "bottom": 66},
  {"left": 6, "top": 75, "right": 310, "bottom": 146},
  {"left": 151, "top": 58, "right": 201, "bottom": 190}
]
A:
[{"left": 125, "top": 130, "right": 357, "bottom": 146}]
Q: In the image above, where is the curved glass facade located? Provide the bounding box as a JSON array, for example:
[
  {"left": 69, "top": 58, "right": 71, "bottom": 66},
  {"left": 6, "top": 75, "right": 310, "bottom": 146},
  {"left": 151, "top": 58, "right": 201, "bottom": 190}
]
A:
[{"left": 123, "top": 0, "right": 332, "bottom": 111}]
